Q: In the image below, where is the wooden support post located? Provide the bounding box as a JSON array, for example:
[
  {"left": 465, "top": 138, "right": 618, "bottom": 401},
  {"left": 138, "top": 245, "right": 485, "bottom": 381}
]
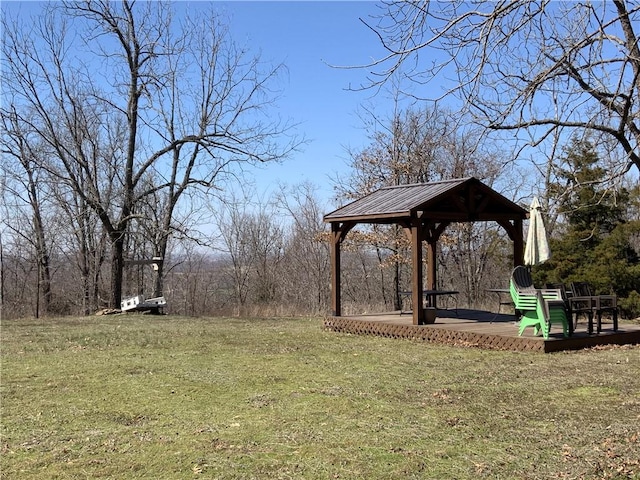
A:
[
  {"left": 426, "top": 240, "right": 437, "bottom": 291},
  {"left": 330, "top": 222, "right": 355, "bottom": 317},
  {"left": 411, "top": 222, "right": 424, "bottom": 325},
  {"left": 426, "top": 239, "right": 437, "bottom": 307},
  {"left": 330, "top": 223, "right": 341, "bottom": 317},
  {"left": 423, "top": 221, "right": 448, "bottom": 308}
]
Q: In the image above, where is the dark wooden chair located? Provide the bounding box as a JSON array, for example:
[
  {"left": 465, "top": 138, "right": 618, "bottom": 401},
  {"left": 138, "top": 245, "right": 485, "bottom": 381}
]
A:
[
  {"left": 570, "top": 282, "right": 618, "bottom": 334},
  {"left": 545, "top": 282, "right": 574, "bottom": 336},
  {"left": 565, "top": 286, "right": 595, "bottom": 334}
]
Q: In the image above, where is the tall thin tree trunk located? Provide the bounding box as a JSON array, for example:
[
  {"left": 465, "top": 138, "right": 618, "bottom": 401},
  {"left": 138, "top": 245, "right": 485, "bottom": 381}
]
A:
[
  {"left": 29, "top": 173, "right": 51, "bottom": 316},
  {"left": 0, "top": 233, "right": 4, "bottom": 314},
  {"left": 153, "top": 244, "right": 165, "bottom": 299},
  {"left": 110, "top": 234, "right": 125, "bottom": 309}
]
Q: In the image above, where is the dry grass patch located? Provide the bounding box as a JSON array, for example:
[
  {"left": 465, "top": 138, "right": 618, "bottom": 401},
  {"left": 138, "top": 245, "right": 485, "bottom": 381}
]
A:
[{"left": 1, "top": 315, "right": 639, "bottom": 479}]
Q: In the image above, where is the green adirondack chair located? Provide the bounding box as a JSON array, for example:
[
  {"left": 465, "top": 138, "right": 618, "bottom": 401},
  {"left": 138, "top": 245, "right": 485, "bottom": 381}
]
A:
[{"left": 509, "top": 266, "right": 569, "bottom": 339}]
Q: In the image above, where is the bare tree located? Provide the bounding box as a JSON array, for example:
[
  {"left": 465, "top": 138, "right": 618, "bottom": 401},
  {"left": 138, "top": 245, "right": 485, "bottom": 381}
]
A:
[
  {"left": 1, "top": 1, "right": 298, "bottom": 308},
  {"left": 0, "top": 231, "right": 37, "bottom": 318},
  {"left": 163, "top": 244, "right": 226, "bottom": 317},
  {"left": 275, "top": 182, "right": 331, "bottom": 314},
  {"left": 0, "top": 232, "right": 4, "bottom": 316},
  {"left": 362, "top": 1, "right": 640, "bottom": 176},
  {"left": 213, "top": 194, "right": 285, "bottom": 314},
  {"left": 1, "top": 112, "right": 53, "bottom": 316}
]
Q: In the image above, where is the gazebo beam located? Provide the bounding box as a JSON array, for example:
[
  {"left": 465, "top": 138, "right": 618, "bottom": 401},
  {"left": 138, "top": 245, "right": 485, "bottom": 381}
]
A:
[
  {"left": 513, "top": 219, "right": 524, "bottom": 267},
  {"left": 426, "top": 240, "right": 437, "bottom": 291},
  {"left": 330, "top": 224, "right": 341, "bottom": 317}
]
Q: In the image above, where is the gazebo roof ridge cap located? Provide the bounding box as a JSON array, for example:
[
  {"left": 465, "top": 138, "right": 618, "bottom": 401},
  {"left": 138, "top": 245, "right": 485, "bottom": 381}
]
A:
[{"left": 378, "top": 176, "right": 476, "bottom": 191}]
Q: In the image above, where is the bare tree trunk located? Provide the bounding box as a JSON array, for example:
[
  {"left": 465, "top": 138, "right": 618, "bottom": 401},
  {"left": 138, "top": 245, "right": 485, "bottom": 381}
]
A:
[
  {"left": 0, "top": 233, "right": 4, "bottom": 315},
  {"left": 153, "top": 256, "right": 164, "bottom": 299},
  {"left": 79, "top": 212, "right": 91, "bottom": 315},
  {"left": 29, "top": 174, "right": 51, "bottom": 316},
  {"left": 93, "top": 237, "right": 106, "bottom": 309},
  {"left": 110, "top": 233, "right": 125, "bottom": 310}
]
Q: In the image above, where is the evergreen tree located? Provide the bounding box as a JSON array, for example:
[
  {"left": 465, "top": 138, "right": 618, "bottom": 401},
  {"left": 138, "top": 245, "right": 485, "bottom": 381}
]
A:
[
  {"left": 535, "top": 138, "right": 640, "bottom": 317},
  {"left": 554, "top": 138, "right": 627, "bottom": 242}
]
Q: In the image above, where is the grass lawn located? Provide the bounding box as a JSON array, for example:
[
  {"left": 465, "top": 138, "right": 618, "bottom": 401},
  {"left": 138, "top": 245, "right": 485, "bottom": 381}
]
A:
[{"left": 1, "top": 315, "right": 639, "bottom": 479}]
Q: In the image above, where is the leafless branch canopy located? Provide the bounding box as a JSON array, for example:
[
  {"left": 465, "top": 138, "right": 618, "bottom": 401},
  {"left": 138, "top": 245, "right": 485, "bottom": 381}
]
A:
[
  {"left": 360, "top": 0, "right": 640, "bottom": 173},
  {"left": 1, "top": 0, "right": 301, "bottom": 307}
]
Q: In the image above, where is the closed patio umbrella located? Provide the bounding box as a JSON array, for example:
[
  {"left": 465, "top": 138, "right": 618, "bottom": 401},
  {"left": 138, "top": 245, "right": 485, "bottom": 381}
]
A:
[{"left": 524, "top": 197, "right": 551, "bottom": 266}]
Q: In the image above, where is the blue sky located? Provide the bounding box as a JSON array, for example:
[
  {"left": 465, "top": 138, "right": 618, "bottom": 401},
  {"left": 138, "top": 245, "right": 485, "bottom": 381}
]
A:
[{"left": 211, "top": 1, "right": 393, "bottom": 206}]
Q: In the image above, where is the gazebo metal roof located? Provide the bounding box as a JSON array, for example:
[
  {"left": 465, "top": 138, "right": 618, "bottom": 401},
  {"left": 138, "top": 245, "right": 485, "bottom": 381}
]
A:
[
  {"left": 324, "top": 177, "right": 527, "bottom": 224},
  {"left": 324, "top": 177, "right": 528, "bottom": 325}
]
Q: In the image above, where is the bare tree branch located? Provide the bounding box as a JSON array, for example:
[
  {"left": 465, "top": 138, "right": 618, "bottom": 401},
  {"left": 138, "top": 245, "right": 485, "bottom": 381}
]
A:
[{"left": 358, "top": 0, "right": 640, "bottom": 175}]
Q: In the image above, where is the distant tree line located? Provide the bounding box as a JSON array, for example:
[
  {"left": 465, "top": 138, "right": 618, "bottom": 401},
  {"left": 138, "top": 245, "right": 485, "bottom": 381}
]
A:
[
  {"left": 4, "top": 96, "right": 638, "bottom": 320},
  {"left": 2, "top": 1, "right": 639, "bottom": 320},
  {"left": 2, "top": 128, "right": 640, "bottom": 319}
]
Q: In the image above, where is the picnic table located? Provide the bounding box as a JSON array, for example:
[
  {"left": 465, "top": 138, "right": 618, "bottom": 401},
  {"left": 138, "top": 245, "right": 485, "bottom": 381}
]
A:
[{"left": 400, "top": 289, "right": 459, "bottom": 314}]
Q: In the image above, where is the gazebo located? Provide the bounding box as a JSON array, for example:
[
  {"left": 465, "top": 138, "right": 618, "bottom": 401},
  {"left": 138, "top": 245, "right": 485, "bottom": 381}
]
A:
[{"left": 323, "top": 177, "right": 529, "bottom": 325}]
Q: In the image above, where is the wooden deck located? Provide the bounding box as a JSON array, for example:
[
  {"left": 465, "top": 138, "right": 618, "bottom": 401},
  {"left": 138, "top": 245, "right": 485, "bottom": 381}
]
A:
[{"left": 324, "top": 309, "right": 640, "bottom": 353}]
